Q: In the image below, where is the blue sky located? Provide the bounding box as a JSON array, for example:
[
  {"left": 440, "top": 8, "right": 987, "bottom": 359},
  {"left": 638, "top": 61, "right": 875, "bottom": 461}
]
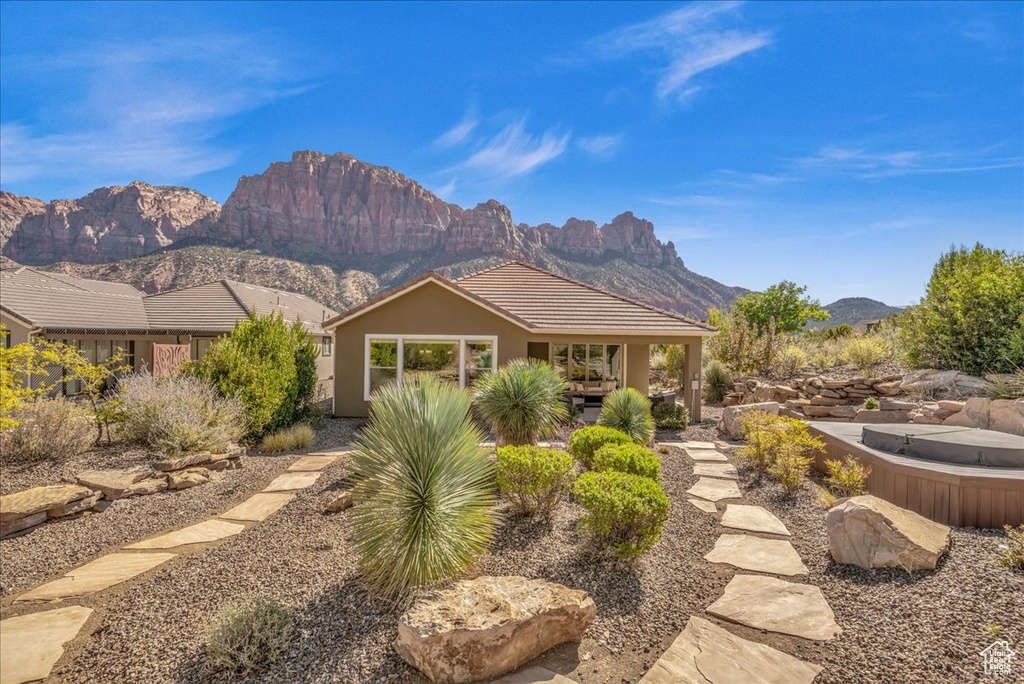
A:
[{"left": 1, "top": 1, "right": 1021, "bottom": 305}]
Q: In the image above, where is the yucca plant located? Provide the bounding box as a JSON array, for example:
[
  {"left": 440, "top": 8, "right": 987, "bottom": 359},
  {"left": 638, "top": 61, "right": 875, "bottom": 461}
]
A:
[
  {"left": 351, "top": 377, "right": 497, "bottom": 597},
  {"left": 473, "top": 358, "right": 569, "bottom": 446},
  {"left": 598, "top": 387, "right": 654, "bottom": 444},
  {"left": 702, "top": 360, "right": 733, "bottom": 403}
]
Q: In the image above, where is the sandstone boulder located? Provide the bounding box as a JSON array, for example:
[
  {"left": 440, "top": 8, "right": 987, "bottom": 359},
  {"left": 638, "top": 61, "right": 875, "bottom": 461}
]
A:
[
  {"left": 989, "top": 399, "right": 1024, "bottom": 436},
  {"left": 395, "top": 576, "right": 596, "bottom": 683},
  {"left": 719, "top": 402, "right": 780, "bottom": 440},
  {"left": 900, "top": 369, "right": 993, "bottom": 398},
  {"left": 325, "top": 491, "right": 352, "bottom": 512},
  {"left": 853, "top": 409, "right": 910, "bottom": 423},
  {"left": 123, "top": 477, "right": 169, "bottom": 497},
  {"left": 153, "top": 451, "right": 213, "bottom": 472},
  {"left": 827, "top": 495, "right": 950, "bottom": 570},
  {"left": 77, "top": 466, "right": 154, "bottom": 499},
  {"left": 942, "top": 397, "right": 991, "bottom": 429},
  {"left": 168, "top": 468, "right": 210, "bottom": 490},
  {"left": 1, "top": 485, "right": 96, "bottom": 524}
]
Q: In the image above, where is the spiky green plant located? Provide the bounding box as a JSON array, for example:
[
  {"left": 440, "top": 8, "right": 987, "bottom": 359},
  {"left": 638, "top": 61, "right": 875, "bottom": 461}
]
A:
[
  {"left": 598, "top": 388, "right": 654, "bottom": 444},
  {"left": 351, "top": 377, "right": 497, "bottom": 596},
  {"left": 702, "top": 360, "right": 733, "bottom": 403},
  {"left": 473, "top": 358, "right": 569, "bottom": 446}
]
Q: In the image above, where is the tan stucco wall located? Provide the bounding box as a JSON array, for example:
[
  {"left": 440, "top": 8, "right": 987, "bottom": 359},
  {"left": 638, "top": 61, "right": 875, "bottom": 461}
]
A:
[
  {"left": 0, "top": 314, "right": 33, "bottom": 346},
  {"left": 330, "top": 281, "right": 705, "bottom": 418}
]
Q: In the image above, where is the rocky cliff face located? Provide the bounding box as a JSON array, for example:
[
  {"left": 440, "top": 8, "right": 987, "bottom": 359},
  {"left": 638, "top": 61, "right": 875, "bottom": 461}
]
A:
[
  {"left": 211, "top": 151, "right": 677, "bottom": 266},
  {"left": 3, "top": 182, "right": 221, "bottom": 265},
  {"left": 0, "top": 191, "right": 47, "bottom": 252}
]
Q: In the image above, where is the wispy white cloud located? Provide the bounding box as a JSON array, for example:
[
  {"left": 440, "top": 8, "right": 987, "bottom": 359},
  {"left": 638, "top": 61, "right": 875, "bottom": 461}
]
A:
[
  {"left": 577, "top": 134, "right": 624, "bottom": 159},
  {"left": 0, "top": 33, "right": 313, "bottom": 188},
  {"left": 796, "top": 145, "right": 1023, "bottom": 178},
  {"left": 457, "top": 119, "right": 570, "bottom": 180},
  {"left": 644, "top": 193, "right": 745, "bottom": 208},
  {"left": 593, "top": 1, "right": 772, "bottom": 102},
  {"left": 432, "top": 177, "right": 458, "bottom": 199},
  {"left": 433, "top": 108, "right": 480, "bottom": 149}
]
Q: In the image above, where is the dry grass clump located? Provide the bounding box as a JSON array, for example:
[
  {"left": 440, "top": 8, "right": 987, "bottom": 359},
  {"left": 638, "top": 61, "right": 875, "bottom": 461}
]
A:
[
  {"left": 995, "top": 525, "right": 1024, "bottom": 573},
  {"left": 839, "top": 337, "right": 891, "bottom": 374},
  {"left": 205, "top": 596, "right": 295, "bottom": 678},
  {"left": 1, "top": 398, "right": 95, "bottom": 463},
  {"left": 260, "top": 423, "right": 315, "bottom": 452}
]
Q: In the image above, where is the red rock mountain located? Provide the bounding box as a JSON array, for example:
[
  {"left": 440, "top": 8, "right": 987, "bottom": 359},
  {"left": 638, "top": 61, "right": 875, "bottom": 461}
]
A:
[{"left": 1, "top": 150, "right": 742, "bottom": 315}]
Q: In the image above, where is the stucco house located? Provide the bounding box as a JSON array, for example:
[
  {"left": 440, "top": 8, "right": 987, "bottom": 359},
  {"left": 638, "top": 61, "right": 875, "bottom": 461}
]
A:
[
  {"left": 0, "top": 267, "right": 337, "bottom": 394},
  {"left": 324, "top": 262, "right": 717, "bottom": 420}
]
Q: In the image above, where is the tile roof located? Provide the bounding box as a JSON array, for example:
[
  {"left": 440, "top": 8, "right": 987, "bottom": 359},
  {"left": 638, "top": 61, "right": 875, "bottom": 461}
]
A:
[
  {"left": 326, "top": 262, "right": 716, "bottom": 335},
  {"left": 455, "top": 262, "right": 716, "bottom": 333},
  {"left": 0, "top": 267, "right": 149, "bottom": 330},
  {"left": 1, "top": 267, "right": 336, "bottom": 335}
]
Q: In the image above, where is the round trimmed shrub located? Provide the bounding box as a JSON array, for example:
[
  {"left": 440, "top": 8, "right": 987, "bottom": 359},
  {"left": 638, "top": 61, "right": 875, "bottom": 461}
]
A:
[
  {"left": 572, "top": 470, "right": 670, "bottom": 559},
  {"left": 591, "top": 443, "right": 661, "bottom": 480},
  {"left": 496, "top": 445, "right": 573, "bottom": 518},
  {"left": 567, "top": 425, "right": 633, "bottom": 468},
  {"left": 598, "top": 387, "right": 654, "bottom": 444},
  {"left": 652, "top": 401, "right": 688, "bottom": 430}
]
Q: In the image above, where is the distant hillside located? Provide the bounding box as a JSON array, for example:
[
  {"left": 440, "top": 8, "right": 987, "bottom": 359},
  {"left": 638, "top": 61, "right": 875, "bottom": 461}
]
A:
[{"left": 813, "top": 297, "right": 905, "bottom": 328}]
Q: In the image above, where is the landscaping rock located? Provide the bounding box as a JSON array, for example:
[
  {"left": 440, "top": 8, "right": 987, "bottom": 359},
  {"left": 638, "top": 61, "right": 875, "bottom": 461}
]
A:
[
  {"left": 829, "top": 405, "right": 859, "bottom": 418},
  {"left": 220, "top": 492, "right": 296, "bottom": 522},
  {"left": 826, "top": 495, "right": 950, "bottom": 570},
  {"left": 719, "top": 402, "right": 779, "bottom": 440},
  {"left": 395, "top": 575, "right": 596, "bottom": 683},
  {"left": 76, "top": 466, "right": 154, "bottom": 499},
  {"left": 988, "top": 399, "right": 1024, "bottom": 436},
  {"left": 937, "top": 400, "right": 966, "bottom": 412},
  {"left": 687, "top": 477, "right": 742, "bottom": 502},
  {"left": 853, "top": 409, "right": 910, "bottom": 423},
  {"left": 0, "top": 606, "right": 94, "bottom": 684},
  {"left": 879, "top": 398, "right": 918, "bottom": 411},
  {"left": 1, "top": 511, "right": 47, "bottom": 539},
  {"left": 1, "top": 484, "right": 96, "bottom": 525},
  {"left": 167, "top": 468, "right": 210, "bottom": 490},
  {"left": 873, "top": 381, "right": 902, "bottom": 396},
  {"left": 804, "top": 405, "right": 834, "bottom": 418},
  {"left": 123, "top": 477, "right": 169, "bottom": 497},
  {"left": 720, "top": 504, "right": 790, "bottom": 536},
  {"left": 705, "top": 534, "right": 809, "bottom": 576},
  {"left": 706, "top": 575, "right": 841, "bottom": 641},
  {"left": 152, "top": 451, "right": 213, "bottom": 472},
  {"left": 50, "top": 492, "right": 103, "bottom": 518},
  {"left": 16, "top": 552, "right": 177, "bottom": 601},
  {"left": 900, "top": 369, "right": 992, "bottom": 398},
  {"left": 942, "top": 397, "right": 991, "bottom": 428},
  {"left": 325, "top": 491, "right": 353, "bottom": 512}
]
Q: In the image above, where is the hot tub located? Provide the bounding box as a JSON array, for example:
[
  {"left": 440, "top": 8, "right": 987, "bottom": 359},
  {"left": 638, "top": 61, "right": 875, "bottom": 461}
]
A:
[{"left": 861, "top": 424, "right": 1024, "bottom": 468}]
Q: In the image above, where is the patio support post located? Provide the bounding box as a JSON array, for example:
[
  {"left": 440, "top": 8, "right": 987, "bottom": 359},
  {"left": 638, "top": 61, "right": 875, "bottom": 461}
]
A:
[{"left": 684, "top": 339, "right": 702, "bottom": 422}]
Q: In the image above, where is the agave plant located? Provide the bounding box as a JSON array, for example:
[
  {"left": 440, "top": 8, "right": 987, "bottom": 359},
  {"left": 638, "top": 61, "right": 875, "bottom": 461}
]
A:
[
  {"left": 350, "top": 377, "right": 497, "bottom": 597},
  {"left": 473, "top": 358, "right": 569, "bottom": 446},
  {"left": 598, "top": 387, "right": 654, "bottom": 444}
]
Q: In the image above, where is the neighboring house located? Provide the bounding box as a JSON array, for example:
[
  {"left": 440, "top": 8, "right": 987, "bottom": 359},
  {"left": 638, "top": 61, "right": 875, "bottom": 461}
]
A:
[
  {"left": 324, "top": 262, "right": 717, "bottom": 420},
  {"left": 0, "top": 267, "right": 336, "bottom": 394}
]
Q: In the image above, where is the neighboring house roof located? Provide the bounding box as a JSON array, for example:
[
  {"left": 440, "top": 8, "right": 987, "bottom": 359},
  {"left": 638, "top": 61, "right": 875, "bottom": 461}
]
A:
[
  {"left": 325, "top": 261, "right": 717, "bottom": 335},
  {"left": 144, "top": 280, "right": 336, "bottom": 335},
  {"left": 0, "top": 267, "right": 336, "bottom": 336},
  {"left": 0, "top": 267, "right": 150, "bottom": 331}
]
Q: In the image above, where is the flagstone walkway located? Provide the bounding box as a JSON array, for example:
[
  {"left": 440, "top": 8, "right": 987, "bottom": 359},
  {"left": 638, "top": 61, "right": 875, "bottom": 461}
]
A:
[
  {"left": 640, "top": 440, "right": 838, "bottom": 684},
  {"left": 0, "top": 449, "right": 348, "bottom": 684}
]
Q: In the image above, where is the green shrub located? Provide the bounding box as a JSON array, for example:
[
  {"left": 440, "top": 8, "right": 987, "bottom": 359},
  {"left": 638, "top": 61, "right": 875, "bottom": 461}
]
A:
[
  {"left": 996, "top": 525, "right": 1024, "bottom": 572},
  {"left": 0, "top": 398, "right": 95, "bottom": 463},
  {"left": 568, "top": 425, "right": 634, "bottom": 468},
  {"left": 573, "top": 470, "right": 669, "bottom": 559},
  {"left": 473, "top": 358, "right": 569, "bottom": 446},
  {"left": 665, "top": 345, "right": 686, "bottom": 387},
  {"left": 186, "top": 312, "right": 319, "bottom": 441},
  {"left": 771, "top": 451, "right": 814, "bottom": 495},
  {"left": 598, "top": 388, "right": 654, "bottom": 444},
  {"left": 734, "top": 280, "right": 830, "bottom": 334},
  {"left": 702, "top": 360, "right": 733, "bottom": 403},
  {"left": 652, "top": 401, "right": 688, "bottom": 430},
  {"left": 900, "top": 243, "right": 1024, "bottom": 375},
  {"left": 840, "top": 337, "right": 891, "bottom": 373},
  {"left": 205, "top": 596, "right": 294, "bottom": 678},
  {"left": 737, "top": 410, "right": 784, "bottom": 474},
  {"left": 496, "top": 446, "right": 573, "bottom": 518},
  {"left": 738, "top": 412, "right": 823, "bottom": 485},
  {"left": 351, "top": 377, "right": 496, "bottom": 596},
  {"left": 260, "top": 423, "right": 314, "bottom": 453},
  {"left": 772, "top": 345, "right": 808, "bottom": 378},
  {"left": 706, "top": 307, "right": 785, "bottom": 375},
  {"left": 116, "top": 373, "right": 245, "bottom": 457},
  {"left": 824, "top": 455, "right": 871, "bottom": 497},
  {"left": 591, "top": 443, "right": 661, "bottom": 480},
  {"left": 863, "top": 397, "right": 880, "bottom": 410}
]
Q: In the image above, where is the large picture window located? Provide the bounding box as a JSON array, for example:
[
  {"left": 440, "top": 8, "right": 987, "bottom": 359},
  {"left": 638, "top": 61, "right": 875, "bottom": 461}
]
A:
[
  {"left": 364, "top": 335, "right": 497, "bottom": 399},
  {"left": 552, "top": 343, "right": 622, "bottom": 387}
]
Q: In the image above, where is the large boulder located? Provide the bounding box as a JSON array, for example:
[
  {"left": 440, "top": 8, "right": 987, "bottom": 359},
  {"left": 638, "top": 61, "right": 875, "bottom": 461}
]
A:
[
  {"left": 989, "top": 399, "right": 1024, "bottom": 436},
  {"left": 395, "top": 576, "right": 596, "bottom": 683},
  {"left": 77, "top": 466, "right": 155, "bottom": 499},
  {"left": 900, "top": 369, "right": 992, "bottom": 398},
  {"left": 1, "top": 485, "right": 98, "bottom": 538},
  {"left": 942, "top": 397, "right": 991, "bottom": 429},
  {"left": 826, "top": 495, "right": 950, "bottom": 571},
  {"left": 719, "top": 402, "right": 780, "bottom": 440}
]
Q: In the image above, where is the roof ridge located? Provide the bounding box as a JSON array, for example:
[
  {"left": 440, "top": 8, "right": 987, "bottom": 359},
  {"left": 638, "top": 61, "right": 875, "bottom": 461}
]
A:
[{"left": 457, "top": 261, "right": 716, "bottom": 331}]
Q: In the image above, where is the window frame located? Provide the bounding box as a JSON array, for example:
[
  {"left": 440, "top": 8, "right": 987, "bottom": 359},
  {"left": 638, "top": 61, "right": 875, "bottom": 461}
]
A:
[
  {"left": 363, "top": 334, "right": 498, "bottom": 400},
  {"left": 322, "top": 336, "right": 332, "bottom": 357}
]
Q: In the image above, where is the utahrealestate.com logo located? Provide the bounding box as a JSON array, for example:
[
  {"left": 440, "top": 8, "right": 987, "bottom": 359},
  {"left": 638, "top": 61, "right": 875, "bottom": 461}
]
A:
[{"left": 980, "top": 641, "right": 1016, "bottom": 676}]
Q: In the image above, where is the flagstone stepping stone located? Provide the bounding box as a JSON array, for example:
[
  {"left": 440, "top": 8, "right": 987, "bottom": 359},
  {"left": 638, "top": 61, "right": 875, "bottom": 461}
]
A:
[
  {"left": 220, "top": 492, "right": 296, "bottom": 522},
  {"left": 0, "top": 605, "right": 93, "bottom": 684},
  {"left": 17, "top": 552, "right": 176, "bottom": 601},
  {"left": 705, "top": 535, "right": 809, "bottom": 576},
  {"left": 686, "top": 477, "right": 742, "bottom": 502},
  {"left": 721, "top": 505, "right": 791, "bottom": 536},
  {"left": 682, "top": 441, "right": 717, "bottom": 449},
  {"left": 639, "top": 616, "right": 822, "bottom": 684},
  {"left": 693, "top": 463, "right": 738, "bottom": 479},
  {"left": 706, "top": 575, "right": 841, "bottom": 641},
  {"left": 686, "top": 449, "right": 729, "bottom": 462},
  {"left": 492, "top": 666, "right": 577, "bottom": 684},
  {"left": 688, "top": 499, "right": 718, "bottom": 514},
  {"left": 124, "top": 519, "right": 245, "bottom": 550},
  {"left": 263, "top": 471, "right": 321, "bottom": 492},
  {"left": 306, "top": 446, "right": 356, "bottom": 456},
  {"left": 287, "top": 455, "right": 337, "bottom": 471}
]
